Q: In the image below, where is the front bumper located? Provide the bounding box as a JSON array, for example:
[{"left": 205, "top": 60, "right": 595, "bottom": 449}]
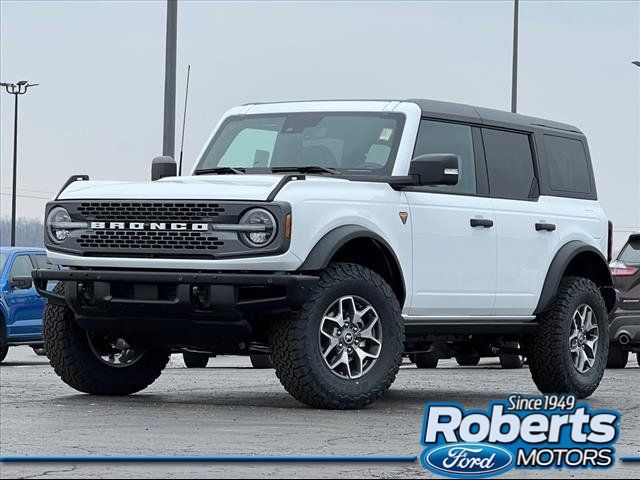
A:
[{"left": 32, "top": 268, "right": 318, "bottom": 348}]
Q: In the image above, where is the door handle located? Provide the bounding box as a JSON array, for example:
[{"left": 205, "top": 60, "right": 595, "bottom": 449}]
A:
[
  {"left": 470, "top": 218, "right": 494, "bottom": 228},
  {"left": 535, "top": 222, "right": 556, "bottom": 232}
]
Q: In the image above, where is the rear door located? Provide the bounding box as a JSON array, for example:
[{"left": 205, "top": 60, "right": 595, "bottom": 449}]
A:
[
  {"left": 482, "top": 128, "right": 552, "bottom": 316},
  {"left": 406, "top": 119, "right": 497, "bottom": 317},
  {"left": 4, "top": 254, "right": 40, "bottom": 338}
]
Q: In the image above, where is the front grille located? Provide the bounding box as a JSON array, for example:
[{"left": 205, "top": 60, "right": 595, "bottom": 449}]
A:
[
  {"left": 78, "top": 230, "right": 224, "bottom": 251},
  {"left": 77, "top": 202, "right": 226, "bottom": 222}
]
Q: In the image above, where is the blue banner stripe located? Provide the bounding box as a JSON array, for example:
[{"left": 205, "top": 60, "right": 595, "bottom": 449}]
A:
[
  {"left": 620, "top": 457, "right": 640, "bottom": 463},
  {"left": 0, "top": 456, "right": 417, "bottom": 464}
]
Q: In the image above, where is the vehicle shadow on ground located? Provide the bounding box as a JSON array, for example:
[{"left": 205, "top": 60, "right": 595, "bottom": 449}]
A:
[{"left": 48, "top": 387, "right": 507, "bottom": 411}]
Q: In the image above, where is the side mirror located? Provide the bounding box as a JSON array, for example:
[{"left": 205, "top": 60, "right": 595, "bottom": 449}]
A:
[
  {"left": 408, "top": 154, "right": 459, "bottom": 186},
  {"left": 151, "top": 156, "right": 177, "bottom": 181},
  {"left": 10, "top": 276, "right": 33, "bottom": 290}
]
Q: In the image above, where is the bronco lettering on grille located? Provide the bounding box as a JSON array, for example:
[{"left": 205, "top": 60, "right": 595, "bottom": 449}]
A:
[{"left": 89, "top": 222, "right": 209, "bottom": 231}]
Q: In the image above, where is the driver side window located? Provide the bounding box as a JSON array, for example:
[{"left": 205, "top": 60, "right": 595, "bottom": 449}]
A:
[{"left": 413, "top": 120, "right": 476, "bottom": 195}]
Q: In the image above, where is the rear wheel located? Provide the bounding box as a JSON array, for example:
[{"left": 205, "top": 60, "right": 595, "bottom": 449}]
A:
[
  {"left": 455, "top": 355, "right": 480, "bottom": 367},
  {"left": 271, "top": 263, "right": 404, "bottom": 409},
  {"left": 527, "top": 277, "right": 608, "bottom": 398},
  {"left": 44, "top": 282, "right": 170, "bottom": 395},
  {"left": 250, "top": 354, "right": 273, "bottom": 369},
  {"left": 183, "top": 352, "right": 210, "bottom": 368},
  {"left": 606, "top": 343, "right": 629, "bottom": 369},
  {"left": 32, "top": 347, "right": 47, "bottom": 357},
  {"left": 414, "top": 353, "right": 439, "bottom": 369}
]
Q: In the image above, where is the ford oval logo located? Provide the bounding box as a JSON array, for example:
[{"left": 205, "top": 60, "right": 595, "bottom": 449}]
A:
[{"left": 422, "top": 443, "right": 514, "bottom": 478}]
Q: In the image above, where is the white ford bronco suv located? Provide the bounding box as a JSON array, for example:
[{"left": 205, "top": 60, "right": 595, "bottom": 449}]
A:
[{"left": 34, "top": 99, "right": 616, "bottom": 409}]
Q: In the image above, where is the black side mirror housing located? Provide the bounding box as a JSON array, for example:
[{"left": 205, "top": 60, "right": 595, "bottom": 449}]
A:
[
  {"left": 151, "top": 156, "right": 177, "bottom": 181},
  {"left": 408, "top": 153, "right": 459, "bottom": 186},
  {"left": 10, "top": 276, "right": 33, "bottom": 290}
]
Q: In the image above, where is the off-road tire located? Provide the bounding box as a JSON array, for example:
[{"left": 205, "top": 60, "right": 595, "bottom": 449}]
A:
[
  {"left": 455, "top": 355, "right": 480, "bottom": 367},
  {"left": 250, "top": 354, "right": 273, "bottom": 369},
  {"left": 271, "top": 263, "right": 404, "bottom": 409},
  {"left": 183, "top": 352, "right": 210, "bottom": 368},
  {"left": 414, "top": 353, "right": 439, "bottom": 369},
  {"left": 44, "top": 282, "right": 170, "bottom": 395},
  {"left": 606, "top": 343, "right": 629, "bottom": 369},
  {"left": 527, "top": 276, "right": 608, "bottom": 398}
]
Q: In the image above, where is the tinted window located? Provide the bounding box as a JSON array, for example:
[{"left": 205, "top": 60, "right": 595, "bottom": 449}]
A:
[
  {"left": 9, "top": 255, "right": 34, "bottom": 278},
  {"left": 413, "top": 120, "right": 476, "bottom": 194},
  {"left": 543, "top": 135, "right": 591, "bottom": 194},
  {"left": 34, "top": 254, "right": 59, "bottom": 270},
  {"left": 619, "top": 238, "right": 640, "bottom": 264},
  {"left": 483, "top": 129, "right": 535, "bottom": 199}
]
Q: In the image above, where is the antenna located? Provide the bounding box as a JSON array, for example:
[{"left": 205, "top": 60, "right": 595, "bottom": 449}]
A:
[{"left": 178, "top": 64, "right": 191, "bottom": 176}]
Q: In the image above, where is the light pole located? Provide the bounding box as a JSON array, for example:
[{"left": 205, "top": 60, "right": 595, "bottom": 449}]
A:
[
  {"left": 511, "top": 0, "right": 519, "bottom": 113},
  {"left": 163, "top": 0, "right": 178, "bottom": 158},
  {"left": 0, "top": 81, "right": 38, "bottom": 246}
]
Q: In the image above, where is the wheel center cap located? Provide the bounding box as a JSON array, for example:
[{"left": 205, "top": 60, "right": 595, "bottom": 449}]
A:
[{"left": 343, "top": 331, "right": 354, "bottom": 345}]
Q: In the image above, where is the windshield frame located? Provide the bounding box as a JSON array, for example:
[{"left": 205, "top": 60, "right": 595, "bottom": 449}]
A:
[{"left": 193, "top": 111, "right": 406, "bottom": 176}]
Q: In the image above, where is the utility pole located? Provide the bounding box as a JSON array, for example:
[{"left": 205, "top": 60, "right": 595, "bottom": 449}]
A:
[
  {"left": 0, "top": 81, "right": 38, "bottom": 246},
  {"left": 163, "top": 0, "right": 178, "bottom": 158},
  {"left": 511, "top": 0, "right": 519, "bottom": 113}
]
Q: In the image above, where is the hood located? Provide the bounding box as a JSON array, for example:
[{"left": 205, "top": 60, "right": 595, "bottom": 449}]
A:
[{"left": 58, "top": 174, "right": 290, "bottom": 202}]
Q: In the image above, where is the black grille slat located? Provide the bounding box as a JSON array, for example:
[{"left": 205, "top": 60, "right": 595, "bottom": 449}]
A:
[
  {"left": 78, "top": 230, "right": 224, "bottom": 251},
  {"left": 77, "top": 202, "right": 226, "bottom": 221}
]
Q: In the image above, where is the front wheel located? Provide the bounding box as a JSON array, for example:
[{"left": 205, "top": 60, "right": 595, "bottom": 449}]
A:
[
  {"left": 271, "top": 263, "right": 404, "bottom": 409},
  {"left": 44, "top": 282, "right": 170, "bottom": 395},
  {"left": 527, "top": 277, "right": 608, "bottom": 398}
]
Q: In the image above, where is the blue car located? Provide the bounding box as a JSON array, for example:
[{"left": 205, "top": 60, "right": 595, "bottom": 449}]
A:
[{"left": 0, "top": 247, "right": 58, "bottom": 363}]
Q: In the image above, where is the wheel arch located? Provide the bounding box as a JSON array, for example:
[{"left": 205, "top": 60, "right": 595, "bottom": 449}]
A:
[
  {"left": 535, "top": 240, "right": 615, "bottom": 314},
  {"left": 298, "top": 225, "right": 406, "bottom": 306}
]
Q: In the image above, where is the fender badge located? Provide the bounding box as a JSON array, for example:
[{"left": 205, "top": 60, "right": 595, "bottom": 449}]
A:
[{"left": 399, "top": 211, "right": 408, "bottom": 224}]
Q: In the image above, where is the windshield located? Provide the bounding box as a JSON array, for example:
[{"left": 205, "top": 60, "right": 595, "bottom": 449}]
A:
[{"left": 195, "top": 112, "right": 405, "bottom": 175}]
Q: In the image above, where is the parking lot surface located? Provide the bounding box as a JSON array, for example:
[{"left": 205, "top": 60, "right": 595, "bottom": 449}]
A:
[{"left": 1, "top": 346, "right": 638, "bottom": 479}]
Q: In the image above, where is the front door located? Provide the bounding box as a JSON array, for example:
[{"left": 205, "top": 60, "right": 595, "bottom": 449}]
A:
[
  {"left": 5, "top": 254, "right": 40, "bottom": 339},
  {"left": 406, "top": 119, "right": 497, "bottom": 317}
]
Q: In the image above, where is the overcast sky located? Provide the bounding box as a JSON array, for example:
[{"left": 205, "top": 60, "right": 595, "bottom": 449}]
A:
[{"left": 1, "top": 0, "right": 639, "bottom": 247}]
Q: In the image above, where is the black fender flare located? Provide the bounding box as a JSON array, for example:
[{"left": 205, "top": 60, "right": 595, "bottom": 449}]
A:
[
  {"left": 298, "top": 225, "right": 406, "bottom": 300},
  {"left": 534, "top": 240, "right": 614, "bottom": 314}
]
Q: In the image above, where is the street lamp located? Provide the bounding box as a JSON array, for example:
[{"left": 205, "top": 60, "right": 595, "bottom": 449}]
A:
[{"left": 0, "top": 81, "right": 38, "bottom": 246}]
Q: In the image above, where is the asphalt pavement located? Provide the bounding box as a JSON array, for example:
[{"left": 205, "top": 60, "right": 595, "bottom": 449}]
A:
[{"left": 1, "top": 346, "right": 638, "bottom": 479}]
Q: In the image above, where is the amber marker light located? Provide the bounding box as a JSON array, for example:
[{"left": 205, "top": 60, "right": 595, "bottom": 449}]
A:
[{"left": 284, "top": 213, "right": 292, "bottom": 239}]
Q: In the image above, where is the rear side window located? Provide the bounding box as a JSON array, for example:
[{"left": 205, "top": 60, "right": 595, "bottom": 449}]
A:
[
  {"left": 482, "top": 128, "right": 536, "bottom": 200},
  {"left": 543, "top": 135, "right": 592, "bottom": 194},
  {"left": 619, "top": 238, "right": 640, "bottom": 264}
]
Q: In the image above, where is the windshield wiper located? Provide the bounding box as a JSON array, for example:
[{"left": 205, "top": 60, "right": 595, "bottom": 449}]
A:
[
  {"left": 271, "top": 166, "right": 338, "bottom": 175},
  {"left": 194, "top": 167, "right": 246, "bottom": 175}
]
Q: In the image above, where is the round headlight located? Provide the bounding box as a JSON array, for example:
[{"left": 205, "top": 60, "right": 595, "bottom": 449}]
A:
[
  {"left": 239, "top": 208, "right": 277, "bottom": 247},
  {"left": 47, "top": 207, "right": 72, "bottom": 243}
]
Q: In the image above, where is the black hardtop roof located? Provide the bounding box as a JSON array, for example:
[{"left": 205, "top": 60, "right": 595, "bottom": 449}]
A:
[
  {"left": 407, "top": 98, "right": 582, "bottom": 134},
  {"left": 243, "top": 98, "right": 582, "bottom": 134}
]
